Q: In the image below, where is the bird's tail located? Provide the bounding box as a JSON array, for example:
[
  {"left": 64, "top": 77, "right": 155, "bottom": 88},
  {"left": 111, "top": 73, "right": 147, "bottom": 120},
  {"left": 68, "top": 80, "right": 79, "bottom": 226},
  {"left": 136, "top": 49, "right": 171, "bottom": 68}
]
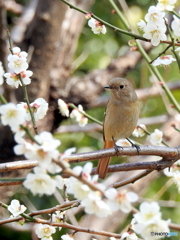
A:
[{"left": 96, "top": 140, "right": 114, "bottom": 179}]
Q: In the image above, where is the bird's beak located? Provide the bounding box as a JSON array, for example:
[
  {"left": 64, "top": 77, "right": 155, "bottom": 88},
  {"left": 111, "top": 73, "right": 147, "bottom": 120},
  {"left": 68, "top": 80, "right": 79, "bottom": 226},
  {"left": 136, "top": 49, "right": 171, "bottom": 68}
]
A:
[{"left": 104, "top": 85, "right": 112, "bottom": 89}]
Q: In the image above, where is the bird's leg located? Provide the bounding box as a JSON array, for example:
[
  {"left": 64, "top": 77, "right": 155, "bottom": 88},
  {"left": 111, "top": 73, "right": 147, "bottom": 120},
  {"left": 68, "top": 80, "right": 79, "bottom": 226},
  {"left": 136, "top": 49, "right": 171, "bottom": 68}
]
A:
[
  {"left": 112, "top": 136, "right": 122, "bottom": 157},
  {"left": 126, "top": 138, "right": 140, "bottom": 155}
]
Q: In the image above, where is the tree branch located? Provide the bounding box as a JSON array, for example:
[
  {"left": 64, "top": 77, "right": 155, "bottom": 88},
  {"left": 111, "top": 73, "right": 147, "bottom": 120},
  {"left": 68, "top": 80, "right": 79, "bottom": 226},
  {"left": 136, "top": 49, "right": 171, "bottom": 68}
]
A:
[
  {"left": 66, "top": 145, "right": 179, "bottom": 163},
  {"left": 0, "top": 159, "right": 38, "bottom": 173},
  {"left": 109, "top": 169, "right": 153, "bottom": 188}
]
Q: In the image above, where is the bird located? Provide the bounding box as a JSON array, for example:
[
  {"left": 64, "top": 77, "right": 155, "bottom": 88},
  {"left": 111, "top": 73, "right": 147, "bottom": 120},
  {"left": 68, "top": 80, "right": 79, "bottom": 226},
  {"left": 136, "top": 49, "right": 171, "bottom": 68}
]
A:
[{"left": 96, "top": 77, "right": 140, "bottom": 179}]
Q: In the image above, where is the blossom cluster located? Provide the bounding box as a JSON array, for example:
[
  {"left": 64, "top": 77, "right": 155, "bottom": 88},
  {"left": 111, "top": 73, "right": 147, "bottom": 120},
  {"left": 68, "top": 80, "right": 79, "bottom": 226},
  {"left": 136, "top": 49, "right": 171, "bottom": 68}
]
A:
[
  {"left": 58, "top": 99, "right": 88, "bottom": 127},
  {"left": 136, "top": 1, "right": 180, "bottom": 67},
  {"left": 3, "top": 47, "right": 33, "bottom": 88},
  {"left": 133, "top": 201, "right": 170, "bottom": 240},
  {"left": 0, "top": 47, "right": 75, "bottom": 197},
  {"left": 88, "top": 17, "right": 107, "bottom": 34},
  {"left": 0, "top": 47, "right": 49, "bottom": 133},
  {"left": 137, "top": 6, "right": 167, "bottom": 46},
  {"left": 132, "top": 124, "right": 163, "bottom": 146},
  {"left": 19, "top": 141, "right": 75, "bottom": 196},
  {"left": 67, "top": 162, "right": 138, "bottom": 218}
]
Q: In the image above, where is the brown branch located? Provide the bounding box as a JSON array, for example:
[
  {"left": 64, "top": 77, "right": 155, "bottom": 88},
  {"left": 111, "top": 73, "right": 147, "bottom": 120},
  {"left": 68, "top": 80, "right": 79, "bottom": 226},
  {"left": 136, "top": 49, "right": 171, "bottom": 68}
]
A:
[
  {"left": 0, "top": 179, "right": 25, "bottom": 186},
  {"left": 0, "top": 159, "right": 38, "bottom": 172},
  {"left": 67, "top": 145, "right": 179, "bottom": 163},
  {"left": 109, "top": 170, "right": 153, "bottom": 188},
  {"left": 0, "top": 200, "right": 80, "bottom": 225},
  {"left": 35, "top": 219, "right": 122, "bottom": 238},
  {"left": 92, "top": 158, "right": 177, "bottom": 175},
  {"left": 169, "top": 222, "right": 180, "bottom": 231}
]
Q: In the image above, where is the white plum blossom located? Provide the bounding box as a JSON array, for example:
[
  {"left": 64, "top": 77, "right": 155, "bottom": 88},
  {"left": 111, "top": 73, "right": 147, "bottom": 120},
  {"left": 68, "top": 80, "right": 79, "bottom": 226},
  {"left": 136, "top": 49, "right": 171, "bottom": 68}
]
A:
[
  {"left": 60, "top": 147, "right": 76, "bottom": 160},
  {"left": 133, "top": 201, "right": 171, "bottom": 240},
  {"left": 105, "top": 189, "right": 138, "bottom": 213},
  {"left": 88, "top": 18, "right": 107, "bottom": 34},
  {"left": 4, "top": 70, "right": 32, "bottom": 88},
  {"left": 47, "top": 147, "right": 72, "bottom": 174},
  {"left": 7, "top": 47, "right": 28, "bottom": 74},
  {"left": 58, "top": 99, "right": 69, "bottom": 117},
  {"left": 23, "top": 168, "right": 57, "bottom": 196},
  {"left": 143, "top": 24, "right": 167, "bottom": 46},
  {"left": 133, "top": 124, "right": 146, "bottom": 137},
  {"left": 68, "top": 177, "right": 92, "bottom": 200},
  {"left": 149, "top": 129, "right": 163, "bottom": 145},
  {"left": 20, "top": 70, "right": 33, "bottom": 84},
  {"left": 52, "top": 210, "right": 65, "bottom": 224},
  {"left": 52, "top": 211, "right": 65, "bottom": 230},
  {"left": 171, "top": 15, "right": 180, "bottom": 37},
  {"left": 133, "top": 219, "right": 170, "bottom": 240},
  {"left": 145, "top": 6, "right": 165, "bottom": 25},
  {"left": 47, "top": 161, "right": 62, "bottom": 174},
  {"left": 137, "top": 20, "right": 147, "bottom": 31},
  {"left": 164, "top": 160, "right": 180, "bottom": 177},
  {"left": 79, "top": 116, "right": 88, "bottom": 127},
  {"left": 0, "top": 61, "right": 4, "bottom": 85},
  {"left": 81, "top": 192, "right": 111, "bottom": 218},
  {"left": 17, "top": 98, "right": 48, "bottom": 121},
  {"left": 7, "top": 199, "right": 27, "bottom": 217},
  {"left": 14, "top": 137, "right": 35, "bottom": 157},
  {"left": 30, "top": 98, "right": 48, "bottom": 121},
  {"left": 55, "top": 175, "right": 69, "bottom": 190},
  {"left": 14, "top": 127, "right": 26, "bottom": 143},
  {"left": 137, "top": 6, "right": 167, "bottom": 46},
  {"left": 73, "top": 162, "right": 93, "bottom": 178},
  {"left": 26, "top": 131, "right": 60, "bottom": 167},
  {"left": 61, "top": 234, "right": 74, "bottom": 240},
  {"left": 157, "top": 0, "right": 177, "bottom": 11},
  {"left": 67, "top": 162, "right": 98, "bottom": 200},
  {"left": 70, "top": 104, "right": 88, "bottom": 127},
  {"left": 152, "top": 55, "right": 176, "bottom": 66},
  {"left": 14, "top": 132, "right": 60, "bottom": 169},
  {"left": 116, "top": 138, "right": 132, "bottom": 147},
  {"left": 0, "top": 103, "right": 26, "bottom": 132},
  {"left": 133, "top": 202, "right": 162, "bottom": 224},
  {"left": 35, "top": 224, "right": 56, "bottom": 239},
  {"left": 70, "top": 108, "right": 82, "bottom": 122},
  {"left": 4, "top": 73, "right": 20, "bottom": 88}
]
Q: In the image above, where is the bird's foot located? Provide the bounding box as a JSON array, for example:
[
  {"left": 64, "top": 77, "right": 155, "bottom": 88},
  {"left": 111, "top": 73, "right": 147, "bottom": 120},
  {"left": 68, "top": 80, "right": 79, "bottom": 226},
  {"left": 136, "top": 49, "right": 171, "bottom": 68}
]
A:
[
  {"left": 112, "top": 137, "right": 123, "bottom": 157},
  {"left": 126, "top": 138, "right": 140, "bottom": 155}
]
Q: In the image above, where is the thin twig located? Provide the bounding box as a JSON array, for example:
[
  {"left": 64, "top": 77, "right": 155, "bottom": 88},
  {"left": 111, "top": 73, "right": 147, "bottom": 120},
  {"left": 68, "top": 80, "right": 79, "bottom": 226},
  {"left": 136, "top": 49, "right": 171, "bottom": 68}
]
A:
[
  {"left": 60, "top": 0, "right": 180, "bottom": 46},
  {"left": 53, "top": 159, "right": 104, "bottom": 195},
  {"left": 109, "top": 170, "right": 153, "bottom": 188},
  {"left": 35, "top": 219, "right": 123, "bottom": 238},
  {"left": 0, "top": 200, "right": 80, "bottom": 225},
  {"left": 68, "top": 103, "right": 103, "bottom": 126}
]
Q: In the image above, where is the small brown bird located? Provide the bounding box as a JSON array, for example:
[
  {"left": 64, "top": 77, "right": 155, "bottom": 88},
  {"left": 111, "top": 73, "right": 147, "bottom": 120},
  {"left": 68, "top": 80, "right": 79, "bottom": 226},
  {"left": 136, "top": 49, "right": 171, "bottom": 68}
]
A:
[{"left": 96, "top": 77, "right": 140, "bottom": 179}]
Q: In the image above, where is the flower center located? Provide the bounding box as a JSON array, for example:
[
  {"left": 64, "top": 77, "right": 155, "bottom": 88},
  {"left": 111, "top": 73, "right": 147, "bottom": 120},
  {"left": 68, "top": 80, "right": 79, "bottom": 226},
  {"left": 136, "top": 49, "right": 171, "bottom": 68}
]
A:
[{"left": 7, "top": 109, "right": 17, "bottom": 118}]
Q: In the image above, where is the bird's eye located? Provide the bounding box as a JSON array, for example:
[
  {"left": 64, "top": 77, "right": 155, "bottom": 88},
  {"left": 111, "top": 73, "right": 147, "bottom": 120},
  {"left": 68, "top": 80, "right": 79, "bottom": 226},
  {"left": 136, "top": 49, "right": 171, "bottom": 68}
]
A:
[{"left": 119, "top": 85, "right": 125, "bottom": 89}]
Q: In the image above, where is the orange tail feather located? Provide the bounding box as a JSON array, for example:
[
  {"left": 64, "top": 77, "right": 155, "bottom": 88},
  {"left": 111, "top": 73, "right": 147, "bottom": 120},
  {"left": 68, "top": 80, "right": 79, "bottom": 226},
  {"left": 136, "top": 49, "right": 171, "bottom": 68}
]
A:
[{"left": 96, "top": 140, "right": 114, "bottom": 179}]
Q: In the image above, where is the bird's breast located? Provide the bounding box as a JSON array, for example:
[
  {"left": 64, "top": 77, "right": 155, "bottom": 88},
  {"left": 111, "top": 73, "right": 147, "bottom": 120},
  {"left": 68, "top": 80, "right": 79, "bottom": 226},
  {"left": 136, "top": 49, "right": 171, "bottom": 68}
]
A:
[{"left": 103, "top": 99, "right": 140, "bottom": 141}]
